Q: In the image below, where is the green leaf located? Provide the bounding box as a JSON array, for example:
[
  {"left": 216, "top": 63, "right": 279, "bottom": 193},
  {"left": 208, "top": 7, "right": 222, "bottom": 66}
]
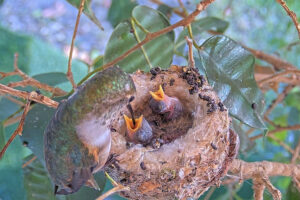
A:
[
  {"left": 197, "top": 35, "right": 266, "bottom": 129},
  {"left": 175, "top": 17, "right": 229, "bottom": 53},
  {"left": 104, "top": 5, "right": 175, "bottom": 73},
  {"left": 0, "top": 123, "right": 27, "bottom": 200},
  {"left": 23, "top": 154, "right": 106, "bottom": 200},
  {"left": 66, "top": 0, "right": 104, "bottom": 30},
  {"left": 157, "top": 4, "right": 173, "bottom": 19},
  {"left": 0, "top": 96, "right": 20, "bottom": 121},
  {"left": 285, "top": 90, "right": 300, "bottom": 110},
  {"left": 23, "top": 155, "right": 56, "bottom": 200},
  {"left": 287, "top": 181, "right": 300, "bottom": 200},
  {"left": 107, "top": 0, "right": 137, "bottom": 27},
  {"left": 32, "top": 72, "right": 68, "bottom": 87},
  {"left": 21, "top": 100, "right": 61, "bottom": 164},
  {"left": 92, "top": 55, "right": 104, "bottom": 70}
]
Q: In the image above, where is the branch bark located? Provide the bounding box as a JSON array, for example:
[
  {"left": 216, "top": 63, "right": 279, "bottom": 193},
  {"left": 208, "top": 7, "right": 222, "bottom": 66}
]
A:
[
  {"left": 230, "top": 159, "right": 300, "bottom": 180},
  {"left": 276, "top": 0, "right": 300, "bottom": 39},
  {"left": 0, "top": 53, "right": 67, "bottom": 96},
  {"left": 244, "top": 47, "right": 297, "bottom": 71},
  {"left": 0, "top": 83, "right": 59, "bottom": 108},
  {"left": 229, "top": 159, "right": 300, "bottom": 199},
  {"left": 0, "top": 98, "right": 32, "bottom": 160}
]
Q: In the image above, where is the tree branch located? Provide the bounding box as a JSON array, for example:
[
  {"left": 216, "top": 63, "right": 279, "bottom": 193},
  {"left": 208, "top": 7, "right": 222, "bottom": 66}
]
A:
[
  {"left": 0, "top": 98, "right": 32, "bottom": 160},
  {"left": 0, "top": 53, "right": 67, "bottom": 96},
  {"left": 253, "top": 177, "right": 265, "bottom": 200},
  {"left": 185, "top": 36, "right": 195, "bottom": 68},
  {"left": 258, "top": 70, "right": 300, "bottom": 86},
  {"left": 244, "top": 47, "right": 297, "bottom": 71},
  {"left": 268, "top": 134, "right": 294, "bottom": 154},
  {"left": 22, "top": 156, "right": 37, "bottom": 168},
  {"left": 229, "top": 159, "right": 300, "bottom": 199},
  {"left": 0, "top": 84, "right": 59, "bottom": 108},
  {"left": 250, "top": 124, "right": 300, "bottom": 140},
  {"left": 276, "top": 0, "right": 300, "bottom": 39},
  {"left": 149, "top": 0, "right": 187, "bottom": 17},
  {"left": 230, "top": 159, "right": 300, "bottom": 180}
]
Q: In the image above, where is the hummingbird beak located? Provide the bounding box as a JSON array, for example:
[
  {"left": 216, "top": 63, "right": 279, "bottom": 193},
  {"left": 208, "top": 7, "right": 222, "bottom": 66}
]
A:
[
  {"left": 85, "top": 176, "right": 100, "bottom": 190},
  {"left": 149, "top": 85, "right": 165, "bottom": 101},
  {"left": 54, "top": 168, "right": 95, "bottom": 195},
  {"left": 124, "top": 114, "right": 143, "bottom": 137}
]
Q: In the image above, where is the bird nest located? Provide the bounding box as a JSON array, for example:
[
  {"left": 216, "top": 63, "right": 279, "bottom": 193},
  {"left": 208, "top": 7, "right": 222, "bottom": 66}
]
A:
[{"left": 105, "top": 65, "right": 239, "bottom": 200}]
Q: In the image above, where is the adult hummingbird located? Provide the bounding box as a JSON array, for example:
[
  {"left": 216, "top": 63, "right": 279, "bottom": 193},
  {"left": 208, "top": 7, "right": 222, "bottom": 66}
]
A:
[{"left": 44, "top": 66, "right": 136, "bottom": 195}]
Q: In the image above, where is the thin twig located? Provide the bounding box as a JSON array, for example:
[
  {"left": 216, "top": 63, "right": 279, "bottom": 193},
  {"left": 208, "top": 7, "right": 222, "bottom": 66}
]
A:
[
  {"left": 267, "top": 134, "right": 294, "bottom": 154},
  {"left": 150, "top": 0, "right": 187, "bottom": 17},
  {"left": 245, "top": 47, "right": 297, "bottom": 71},
  {"left": 0, "top": 84, "right": 59, "bottom": 108},
  {"left": 258, "top": 70, "right": 300, "bottom": 86},
  {"left": 185, "top": 36, "right": 195, "bottom": 68},
  {"left": 261, "top": 174, "right": 281, "bottom": 200},
  {"left": 76, "top": 0, "right": 216, "bottom": 87},
  {"left": 263, "top": 84, "right": 295, "bottom": 128},
  {"left": 67, "top": 0, "right": 86, "bottom": 89},
  {"left": 276, "top": 0, "right": 300, "bottom": 39},
  {"left": 4, "top": 115, "right": 22, "bottom": 127},
  {"left": 130, "top": 18, "right": 153, "bottom": 69},
  {"left": 22, "top": 156, "right": 37, "bottom": 168},
  {"left": 250, "top": 124, "right": 300, "bottom": 140},
  {"left": 0, "top": 53, "right": 66, "bottom": 96},
  {"left": 96, "top": 172, "right": 130, "bottom": 200},
  {"left": 264, "top": 85, "right": 295, "bottom": 117},
  {"left": 177, "top": 0, "right": 188, "bottom": 16},
  {"left": 292, "top": 140, "right": 300, "bottom": 164},
  {"left": 0, "top": 98, "right": 32, "bottom": 160},
  {"left": 7, "top": 79, "right": 67, "bottom": 96},
  {"left": 0, "top": 93, "right": 25, "bottom": 106}
]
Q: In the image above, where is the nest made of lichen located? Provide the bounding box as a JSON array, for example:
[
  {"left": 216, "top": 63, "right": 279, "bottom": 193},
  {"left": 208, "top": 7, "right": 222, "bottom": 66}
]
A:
[{"left": 105, "top": 66, "right": 238, "bottom": 200}]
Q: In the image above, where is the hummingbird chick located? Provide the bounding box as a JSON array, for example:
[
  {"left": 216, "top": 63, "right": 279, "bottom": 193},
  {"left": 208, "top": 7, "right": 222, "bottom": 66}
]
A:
[
  {"left": 149, "top": 85, "right": 183, "bottom": 120},
  {"left": 124, "top": 104, "right": 153, "bottom": 144}
]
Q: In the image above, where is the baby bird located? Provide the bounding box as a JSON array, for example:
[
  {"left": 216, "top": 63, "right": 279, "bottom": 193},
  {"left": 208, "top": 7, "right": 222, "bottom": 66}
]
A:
[
  {"left": 124, "top": 104, "right": 153, "bottom": 144},
  {"left": 149, "top": 85, "right": 183, "bottom": 120}
]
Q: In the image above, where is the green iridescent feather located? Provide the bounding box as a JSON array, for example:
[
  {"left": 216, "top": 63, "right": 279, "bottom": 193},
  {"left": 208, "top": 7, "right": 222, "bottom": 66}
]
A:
[{"left": 44, "top": 66, "right": 135, "bottom": 193}]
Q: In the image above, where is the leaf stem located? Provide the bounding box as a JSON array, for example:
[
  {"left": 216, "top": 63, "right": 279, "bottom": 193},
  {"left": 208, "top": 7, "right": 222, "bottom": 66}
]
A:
[
  {"left": 67, "top": 0, "right": 86, "bottom": 89},
  {"left": 130, "top": 18, "right": 153, "bottom": 70}
]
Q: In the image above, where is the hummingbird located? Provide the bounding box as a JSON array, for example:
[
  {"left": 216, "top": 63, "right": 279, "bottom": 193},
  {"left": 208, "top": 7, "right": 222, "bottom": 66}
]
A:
[
  {"left": 149, "top": 85, "right": 183, "bottom": 120},
  {"left": 44, "top": 66, "right": 136, "bottom": 195},
  {"left": 123, "top": 102, "right": 153, "bottom": 144}
]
